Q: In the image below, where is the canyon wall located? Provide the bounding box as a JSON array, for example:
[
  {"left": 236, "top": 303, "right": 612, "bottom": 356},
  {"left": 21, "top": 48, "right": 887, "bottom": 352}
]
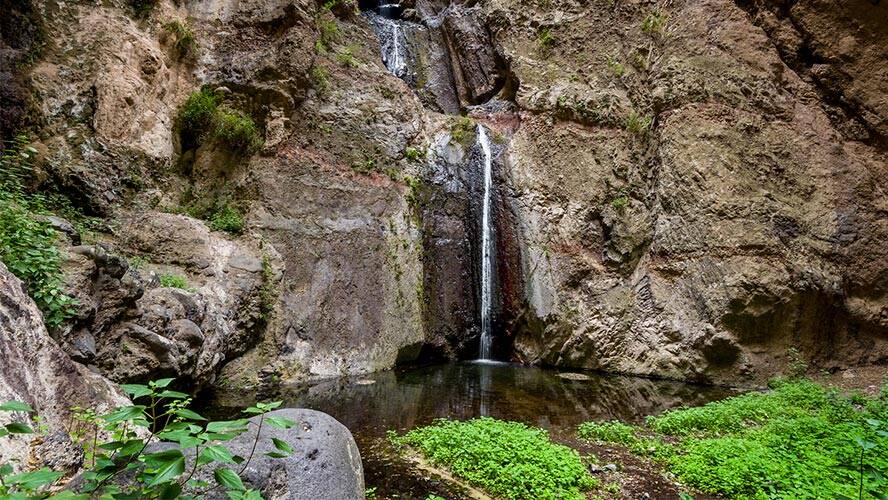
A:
[{"left": 1, "top": 0, "right": 885, "bottom": 388}]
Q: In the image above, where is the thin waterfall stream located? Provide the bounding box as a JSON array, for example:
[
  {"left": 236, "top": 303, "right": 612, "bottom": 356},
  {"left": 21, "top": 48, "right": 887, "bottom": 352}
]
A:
[{"left": 477, "top": 125, "right": 493, "bottom": 360}]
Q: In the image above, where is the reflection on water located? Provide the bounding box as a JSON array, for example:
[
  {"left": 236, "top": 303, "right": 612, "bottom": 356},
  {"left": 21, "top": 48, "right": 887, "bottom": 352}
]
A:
[{"left": 207, "top": 363, "right": 734, "bottom": 498}]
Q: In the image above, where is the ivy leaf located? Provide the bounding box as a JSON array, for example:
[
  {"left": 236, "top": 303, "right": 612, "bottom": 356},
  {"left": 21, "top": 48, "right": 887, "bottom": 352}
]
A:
[
  {"left": 266, "top": 417, "right": 296, "bottom": 430},
  {"left": 0, "top": 401, "right": 33, "bottom": 412},
  {"left": 214, "top": 468, "right": 245, "bottom": 491},
  {"left": 198, "top": 445, "right": 236, "bottom": 466},
  {"left": 6, "top": 422, "right": 33, "bottom": 434},
  {"left": 6, "top": 468, "right": 63, "bottom": 489},
  {"left": 120, "top": 384, "right": 152, "bottom": 400}
]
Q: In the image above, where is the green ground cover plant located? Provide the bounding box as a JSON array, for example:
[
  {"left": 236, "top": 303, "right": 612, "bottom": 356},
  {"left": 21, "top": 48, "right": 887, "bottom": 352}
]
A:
[
  {"left": 391, "top": 417, "right": 597, "bottom": 499},
  {"left": 0, "top": 379, "right": 295, "bottom": 499},
  {"left": 159, "top": 274, "right": 189, "bottom": 289},
  {"left": 578, "top": 379, "right": 888, "bottom": 499},
  {"left": 177, "top": 89, "right": 263, "bottom": 154}
]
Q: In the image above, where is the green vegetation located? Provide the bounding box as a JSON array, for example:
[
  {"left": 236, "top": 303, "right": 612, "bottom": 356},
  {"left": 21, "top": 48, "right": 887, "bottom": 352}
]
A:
[
  {"left": 405, "top": 147, "right": 425, "bottom": 162},
  {"left": 641, "top": 10, "right": 668, "bottom": 35},
  {"left": 208, "top": 202, "right": 245, "bottom": 234},
  {"left": 391, "top": 417, "right": 597, "bottom": 499},
  {"left": 159, "top": 273, "right": 188, "bottom": 289},
  {"left": 163, "top": 20, "right": 197, "bottom": 59},
  {"left": 311, "top": 65, "right": 331, "bottom": 95},
  {"left": 176, "top": 88, "right": 263, "bottom": 154},
  {"left": 606, "top": 54, "right": 625, "bottom": 77},
  {"left": 579, "top": 379, "right": 888, "bottom": 499},
  {"left": 315, "top": 18, "right": 340, "bottom": 53},
  {"left": 0, "top": 137, "right": 77, "bottom": 328},
  {"left": 625, "top": 111, "right": 653, "bottom": 136},
  {"left": 0, "top": 379, "right": 295, "bottom": 498},
  {"left": 611, "top": 189, "right": 629, "bottom": 210},
  {"left": 335, "top": 46, "right": 358, "bottom": 68},
  {"left": 450, "top": 116, "right": 475, "bottom": 145},
  {"left": 537, "top": 27, "right": 555, "bottom": 55}
]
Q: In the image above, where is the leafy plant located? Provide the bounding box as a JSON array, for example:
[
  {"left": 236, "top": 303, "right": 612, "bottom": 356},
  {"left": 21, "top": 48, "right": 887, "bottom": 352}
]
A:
[
  {"left": 315, "top": 18, "right": 340, "bottom": 53},
  {"left": 578, "top": 421, "right": 637, "bottom": 445},
  {"left": 537, "top": 27, "right": 555, "bottom": 55},
  {"left": 0, "top": 380, "right": 296, "bottom": 498},
  {"left": 208, "top": 202, "right": 245, "bottom": 234},
  {"left": 606, "top": 54, "right": 625, "bottom": 77},
  {"left": 177, "top": 89, "right": 263, "bottom": 154},
  {"left": 579, "top": 379, "right": 888, "bottom": 499},
  {"left": 625, "top": 111, "right": 652, "bottom": 136},
  {"left": 163, "top": 20, "right": 197, "bottom": 59},
  {"left": 404, "top": 147, "right": 424, "bottom": 162},
  {"left": 310, "top": 65, "right": 330, "bottom": 95},
  {"left": 212, "top": 108, "right": 264, "bottom": 154},
  {"left": 335, "top": 46, "right": 358, "bottom": 68},
  {"left": 391, "top": 417, "right": 598, "bottom": 499},
  {"left": 159, "top": 274, "right": 189, "bottom": 289},
  {"left": 641, "top": 10, "right": 668, "bottom": 35},
  {"left": 450, "top": 116, "right": 475, "bottom": 145},
  {"left": 0, "top": 137, "right": 77, "bottom": 328}
]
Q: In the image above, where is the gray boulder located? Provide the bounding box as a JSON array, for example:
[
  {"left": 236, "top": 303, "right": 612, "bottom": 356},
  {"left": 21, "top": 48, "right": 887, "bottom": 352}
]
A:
[{"left": 178, "top": 409, "right": 364, "bottom": 500}]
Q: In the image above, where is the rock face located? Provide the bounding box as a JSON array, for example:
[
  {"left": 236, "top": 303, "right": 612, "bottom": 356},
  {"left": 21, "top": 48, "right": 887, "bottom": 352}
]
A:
[
  {"left": 3, "top": 0, "right": 886, "bottom": 387},
  {"left": 0, "top": 262, "right": 128, "bottom": 469}
]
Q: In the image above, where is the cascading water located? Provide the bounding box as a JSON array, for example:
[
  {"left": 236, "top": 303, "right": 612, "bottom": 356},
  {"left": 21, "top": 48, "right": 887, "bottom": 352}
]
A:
[
  {"left": 366, "top": 3, "right": 409, "bottom": 79},
  {"left": 477, "top": 125, "right": 494, "bottom": 360}
]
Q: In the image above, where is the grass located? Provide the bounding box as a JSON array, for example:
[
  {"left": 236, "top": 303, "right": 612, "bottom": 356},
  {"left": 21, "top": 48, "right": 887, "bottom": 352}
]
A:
[
  {"left": 163, "top": 20, "right": 197, "bottom": 58},
  {"left": 405, "top": 147, "right": 424, "bottom": 162},
  {"left": 391, "top": 417, "right": 597, "bottom": 499},
  {"left": 335, "top": 46, "right": 358, "bottom": 68},
  {"left": 311, "top": 66, "right": 330, "bottom": 95},
  {"left": 537, "top": 27, "right": 555, "bottom": 55},
  {"left": 578, "top": 379, "right": 888, "bottom": 499},
  {"left": 315, "top": 17, "right": 340, "bottom": 53},
  {"left": 641, "top": 10, "right": 668, "bottom": 35}
]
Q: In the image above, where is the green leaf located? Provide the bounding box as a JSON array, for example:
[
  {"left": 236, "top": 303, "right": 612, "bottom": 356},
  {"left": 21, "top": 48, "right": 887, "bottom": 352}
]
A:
[
  {"left": 266, "top": 417, "right": 296, "bottom": 429},
  {"left": 120, "top": 384, "right": 153, "bottom": 400},
  {"left": 158, "top": 390, "right": 189, "bottom": 400},
  {"left": 0, "top": 401, "right": 33, "bottom": 412},
  {"left": 151, "top": 378, "right": 175, "bottom": 388},
  {"left": 142, "top": 449, "right": 185, "bottom": 468},
  {"left": 198, "top": 445, "right": 237, "bottom": 466},
  {"left": 214, "top": 468, "right": 245, "bottom": 491},
  {"left": 271, "top": 437, "right": 293, "bottom": 454},
  {"left": 174, "top": 408, "right": 207, "bottom": 421},
  {"left": 206, "top": 419, "right": 249, "bottom": 433},
  {"left": 264, "top": 452, "right": 290, "bottom": 458},
  {"left": 102, "top": 405, "right": 147, "bottom": 424},
  {"left": 6, "top": 468, "right": 63, "bottom": 489},
  {"left": 5, "top": 422, "right": 33, "bottom": 434},
  {"left": 0, "top": 428, "right": 8, "bottom": 437},
  {"left": 47, "top": 491, "right": 89, "bottom": 499},
  {"left": 146, "top": 455, "right": 186, "bottom": 487}
]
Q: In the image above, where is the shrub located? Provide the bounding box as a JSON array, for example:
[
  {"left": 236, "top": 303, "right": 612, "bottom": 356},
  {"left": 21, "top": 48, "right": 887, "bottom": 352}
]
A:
[
  {"left": 450, "top": 116, "right": 475, "bottom": 145},
  {"left": 0, "top": 137, "right": 76, "bottom": 328},
  {"left": 163, "top": 20, "right": 197, "bottom": 58},
  {"left": 208, "top": 203, "right": 245, "bottom": 234},
  {"left": 316, "top": 18, "right": 340, "bottom": 53},
  {"left": 0, "top": 380, "right": 296, "bottom": 498},
  {"left": 159, "top": 273, "right": 188, "bottom": 289},
  {"left": 177, "top": 88, "right": 219, "bottom": 135},
  {"left": 177, "top": 89, "right": 263, "bottom": 154},
  {"left": 211, "top": 108, "right": 264, "bottom": 154},
  {"left": 392, "top": 417, "right": 597, "bottom": 499}
]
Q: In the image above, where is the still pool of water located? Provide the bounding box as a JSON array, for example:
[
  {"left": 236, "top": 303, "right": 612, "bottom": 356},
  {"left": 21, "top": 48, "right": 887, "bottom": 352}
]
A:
[{"left": 208, "top": 362, "right": 735, "bottom": 498}]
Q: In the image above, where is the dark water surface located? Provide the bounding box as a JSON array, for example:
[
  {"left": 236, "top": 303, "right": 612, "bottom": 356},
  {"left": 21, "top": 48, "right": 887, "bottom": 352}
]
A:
[{"left": 208, "top": 362, "right": 736, "bottom": 498}]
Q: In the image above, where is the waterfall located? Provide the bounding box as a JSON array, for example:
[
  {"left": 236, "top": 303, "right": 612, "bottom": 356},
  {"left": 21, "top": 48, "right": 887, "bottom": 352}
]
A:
[
  {"left": 478, "top": 125, "right": 493, "bottom": 360},
  {"left": 365, "top": 12, "right": 408, "bottom": 79}
]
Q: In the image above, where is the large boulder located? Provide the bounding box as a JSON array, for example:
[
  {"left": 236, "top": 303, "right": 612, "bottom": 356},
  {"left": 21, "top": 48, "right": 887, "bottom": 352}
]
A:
[{"left": 0, "top": 262, "right": 128, "bottom": 469}]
